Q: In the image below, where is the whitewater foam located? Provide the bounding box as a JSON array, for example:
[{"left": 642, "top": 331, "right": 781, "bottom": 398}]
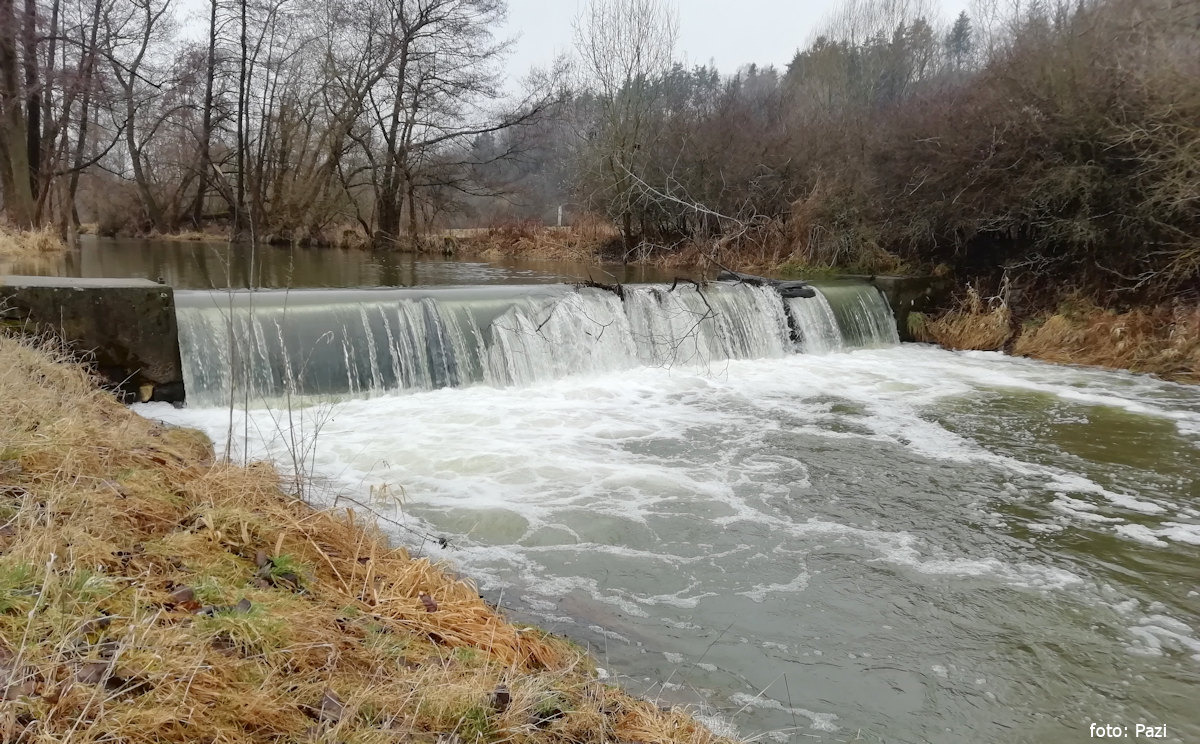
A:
[{"left": 139, "top": 340, "right": 1200, "bottom": 741}]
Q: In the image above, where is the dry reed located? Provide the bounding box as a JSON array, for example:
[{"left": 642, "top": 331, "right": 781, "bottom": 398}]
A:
[
  {"left": 911, "top": 290, "right": 1199, "bottom": 383},
  {"left": 910, "top": 286, "right": 1013, "bottom": 351},
  {"left": 146, "top": 229, "right": 228, "bottom": 243},
  {"left": 0, "top": 224, "right": 67, "bottom": 260},
  {"left": 1012, "top": 302, "right": 1200, "bottom": 382},
  {"left": 0, "top": 335, "right": 736, "bottom": 743},
  {"left": 456, "top": 222, "right": 614, "bottom": 263}
]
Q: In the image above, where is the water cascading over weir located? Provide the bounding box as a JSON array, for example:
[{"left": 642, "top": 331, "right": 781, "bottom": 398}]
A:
[{"left": 176, "top": 280, "right": 899, "bottom": 406}]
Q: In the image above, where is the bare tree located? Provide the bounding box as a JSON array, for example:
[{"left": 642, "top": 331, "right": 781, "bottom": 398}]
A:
[
  {"left": 0, "top": 0, "right": 37, "bottom": 225},
  {"left": 102, "top": 0, "right": 176, "bottom": 229},
  {"left": 572, "top": 0, "right": 678, "bottom": 252}
]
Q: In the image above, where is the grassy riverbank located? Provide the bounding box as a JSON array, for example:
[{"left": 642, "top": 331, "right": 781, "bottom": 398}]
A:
[
  {"left": 910, "top": 295, "right": 1200, "bottom": 384},
  {"left": 0, "top": 224, "right": 65, "bottom": 261},
  {"left": 0, "top": 335, "right": 732, "bottom": 743}
]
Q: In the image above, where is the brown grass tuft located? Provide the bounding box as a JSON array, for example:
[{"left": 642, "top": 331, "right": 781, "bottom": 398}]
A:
[
  {"left": 913, "top": 286, "right": 1013, "bottom": 351},
  {"left": 0, "top": 223, "right": 67, "bottom": 260},
  {"left": 1012, "top": 301, "right": 1200, "bottom": 382},
  {"left": 146, "top": 229, "right": 229, "bottom": 243},
  {"left": 453, "top": 221, "right": 616, "bottom": 262},
  {"left": 0, "top": 335, "right": 737, "bottom": 743},
  {"left": 911, "top": 290, "right": 1199, "bottom": 383}
]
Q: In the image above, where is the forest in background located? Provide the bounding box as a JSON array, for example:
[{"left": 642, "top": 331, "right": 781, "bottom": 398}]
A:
[{"left": 0, "top": 0, "right": 1197, "bottom": 312}]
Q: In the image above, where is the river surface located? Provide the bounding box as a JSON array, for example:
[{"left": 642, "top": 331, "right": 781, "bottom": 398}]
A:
[
  {"left": 108, "top": 250, "right": 1200, "bottom": 743},
  {"left": 0, "top": 236, "right": 674, "bottom": 288}
]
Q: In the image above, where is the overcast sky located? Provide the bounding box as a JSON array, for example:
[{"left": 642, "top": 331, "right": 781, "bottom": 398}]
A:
[
  {"left": 176, "top": 0, "right": 972, "bottom": 84},
  {"left": 499, "top": 0, "right": 973, "bottom": 79}
]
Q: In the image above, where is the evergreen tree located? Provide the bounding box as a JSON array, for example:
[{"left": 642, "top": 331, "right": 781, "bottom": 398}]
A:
[{"left": 946, "top": 11, "right": 973, "bottom": 70}]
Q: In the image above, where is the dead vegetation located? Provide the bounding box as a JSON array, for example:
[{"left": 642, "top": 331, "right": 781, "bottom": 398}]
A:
[
  {"left": 909, "top": 287, "right": 1013, "bottom": 352},
  {"left": 911, "top": 293, "right": 1200, "bottom": 383},
  {"left": 1011, "top": 303, "right": 1200, "bottom": 383},
  {"left": 145, "top": 229, "right": 229, "bottom": 244},
  {"left": 0, "top": 335, "right": 735, "bottom": 744},
  {"left": 0, "top": 224, "right": 66, "bottom": 260},
  {"left": 453, "top": 219, "right": 621, "bottom": 263}
]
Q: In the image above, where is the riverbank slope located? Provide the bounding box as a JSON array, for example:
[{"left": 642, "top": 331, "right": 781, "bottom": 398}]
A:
[
  {"left": 0, "top": 335, "right": 731, "bottom": 743},
  {"left": 907, "top": 291, "right": 1200, "bottom": 384}
]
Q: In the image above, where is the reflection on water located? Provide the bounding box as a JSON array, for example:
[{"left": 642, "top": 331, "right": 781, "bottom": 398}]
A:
[{"left": 0, "top": 237, "right": 679, "bottom": 288}]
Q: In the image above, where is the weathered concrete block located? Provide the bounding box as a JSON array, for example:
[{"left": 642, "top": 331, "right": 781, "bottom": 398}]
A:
[{"left": 1, "top": 276, "right": 185, "bottom": 403}]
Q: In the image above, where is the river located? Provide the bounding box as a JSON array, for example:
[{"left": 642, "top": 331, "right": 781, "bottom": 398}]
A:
[{"left": 50, "top": 241, "right": 1197, "bottom": 743}]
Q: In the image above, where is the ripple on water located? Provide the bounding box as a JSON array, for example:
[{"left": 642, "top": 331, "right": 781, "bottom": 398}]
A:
[{"left": 139, "top": 345, "right": 1200, "bottom": 744}]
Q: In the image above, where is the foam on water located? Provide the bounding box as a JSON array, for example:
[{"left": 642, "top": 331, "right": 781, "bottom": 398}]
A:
[
  {"left": 144, "top": 346, "right": 1200, "bottom": 589},
  {"left": 141, "top": 342, "right": 1200, "bottom": 742},
  {"left": 729, "top": 692, "right": 840, "bottom": 732}
]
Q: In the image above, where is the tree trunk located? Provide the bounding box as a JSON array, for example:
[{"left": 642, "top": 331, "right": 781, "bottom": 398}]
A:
[
  {"left": 33, "top": 0, "right": 62, "bottom": 223},
  {"left": 126, "top": 83, "right": 164, "bottom": 228},
  {"left": 405, "top": 171, "right": 419, "bottom": 247},
  {"left": 234, "top": 0, "right": 248, "bottom": 238},
  {"left": 621, "top": 210, "right": 633, "bottom": 255},
  {"left": 374, "top": 186, "right": 400, "bottom": 247},
  {"left": 22, "top": 0, "right": 40, "bottom": 200},
  {"left": 190, "top": 0, "right": 218, "bottom": 227},
  {"left": 67, "top": 0, "right": 100, "bottom": 227},
  {"left": 0, "top": 0, "right": 35, "bottom": 226}
]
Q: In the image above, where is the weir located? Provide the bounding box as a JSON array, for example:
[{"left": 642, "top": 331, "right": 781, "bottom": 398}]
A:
[
  {"left": 1, "top": 275, "right": 185, "bottom": 403},
  {"left": 176, "top": 280, "right": 899, "bottom": 406}
]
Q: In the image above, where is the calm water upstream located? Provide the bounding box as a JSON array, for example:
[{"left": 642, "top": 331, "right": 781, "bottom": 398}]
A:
[
  {"left": 0, "top": 236, "right": 674, "bottom": 288},
  {"left": 65, "top": 244, "right": 1195, "bottom": 743}
]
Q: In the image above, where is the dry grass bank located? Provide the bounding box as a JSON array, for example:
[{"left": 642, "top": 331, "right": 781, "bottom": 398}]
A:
[
  {"left": 450, "top": 219, "right": 620, "bottom": 263},
  {"left": 908, "top": 287, "right": 1013, "bottom": 352},
  {"left": 145, "top": 229, "right": 230, "bottom": 244},
  {"left": 0, "top": 224, "right": 66, "bottom": 260},
  {"left": 911, "top": 295, "right": 1200, "bottom": 383},
  {"left": 0, "top": 336, "right": 734, "bottom": 744},
  {"left": 443, "top": 217, "right": 910, "bottom": 277}
]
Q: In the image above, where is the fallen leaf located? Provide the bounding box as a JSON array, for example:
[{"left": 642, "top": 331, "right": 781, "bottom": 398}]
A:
[
  {"left": 492, "top": 685, "right": 511, "bottom": 712},
  {"left": 94, "top": 640, "right": 121, "bottom": 659},
  {"left": 273, "top": 572, "right": 302, "bottom": 591},
  {"left": 196, "top": 598, "right": 251, "bottom": 616},
  {"left": 2, "top": 676, "right": 37, "bottom": 700},
  {"left": 168, "top": 586, "right": 195, "bottom": 605},
  {"left": 255, "top": 550, "right": 270, "bottom": 568},
  {"left": 419, "top": 592, "right": 437, "bottom": 612},
  {"left": 318, "top": 688, "right": 344, "bottom": 723},
  {"left": 211, "top": 634, "right": 237, "bottom": 656},
  {"left": 79, "top": 616, "right": 113, "bottom": 634},
  {"left": 1, "top": 649, "right": 38, "bottom": 700},
  {"left": 75, "top": 661, "right": 110, "bottom": 685},
  {"left": 100, "top": 480, "right": 130, "bottom": 497}
]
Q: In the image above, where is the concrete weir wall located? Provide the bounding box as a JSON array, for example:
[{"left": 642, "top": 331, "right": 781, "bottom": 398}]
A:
[
  {"left": 1, "top": 276, "right": 185, "bottom": 404},
  {"left": 846, "top": 274, "right": 952, "bottom": 341}
]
